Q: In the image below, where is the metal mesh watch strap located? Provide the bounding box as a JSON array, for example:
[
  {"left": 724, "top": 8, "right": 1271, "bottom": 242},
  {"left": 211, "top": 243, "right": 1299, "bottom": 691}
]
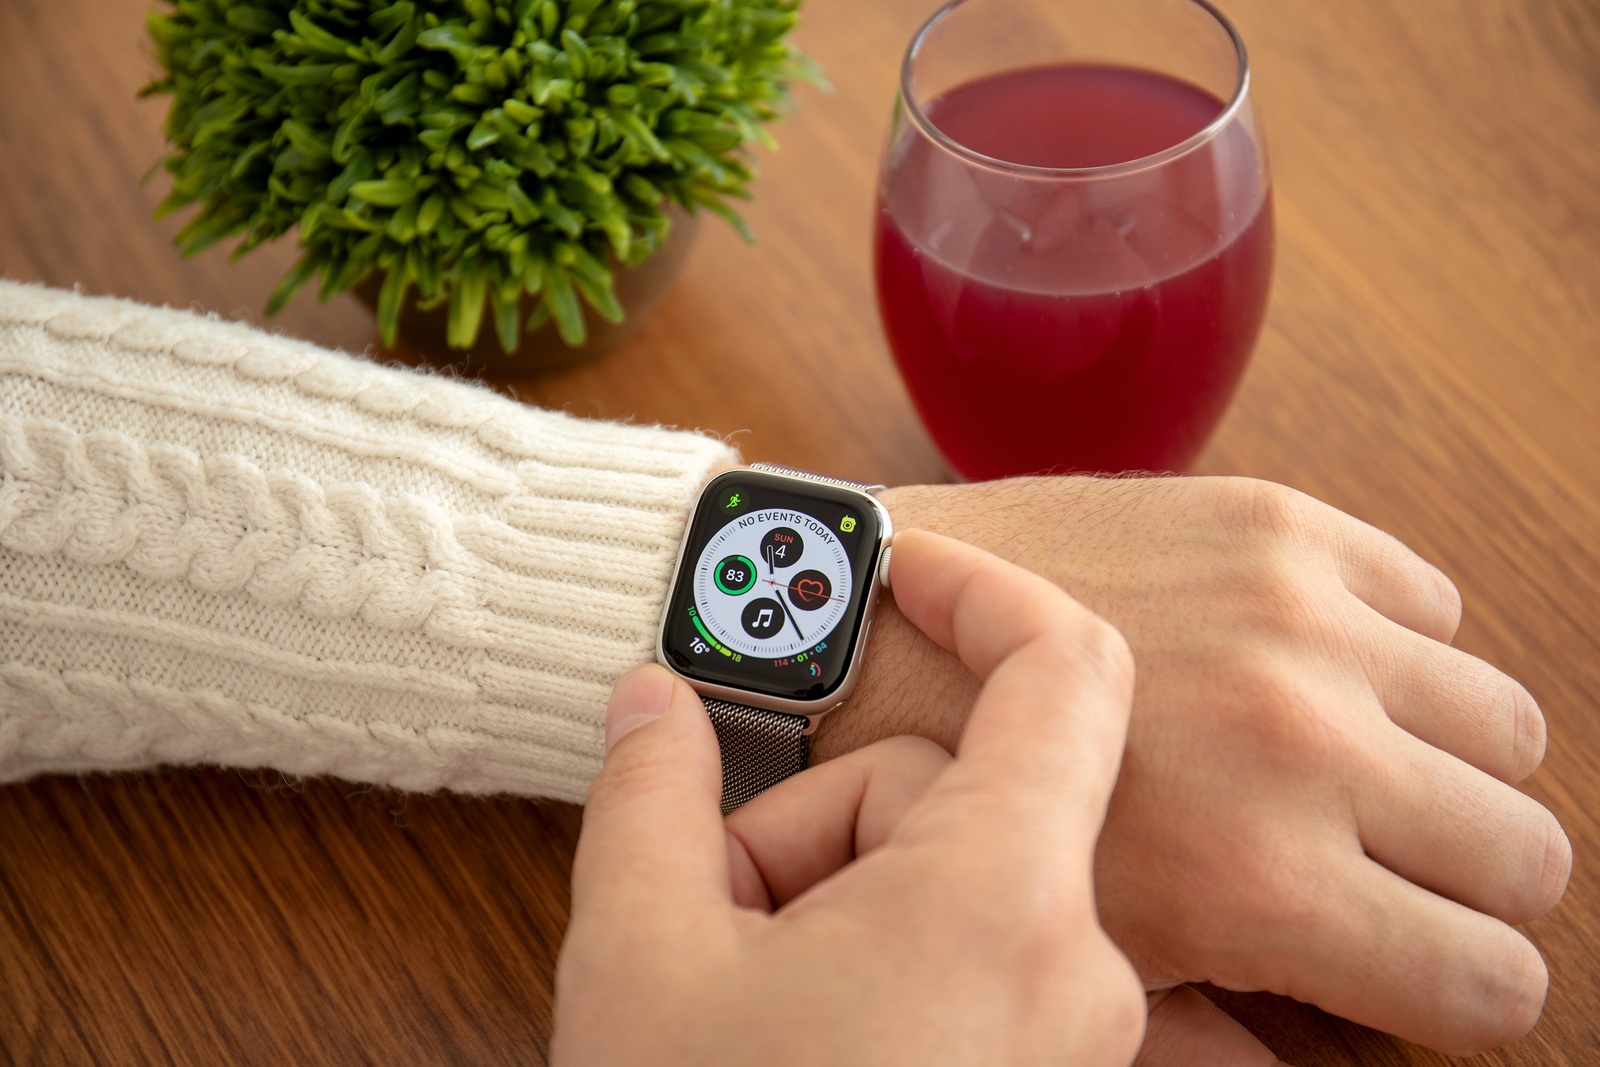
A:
[
  {"left": 703, "top": 698, "right": 810, "bottom": 814},
  {"left": 746, "top": 462, "right": 884, "bottom": 494}
]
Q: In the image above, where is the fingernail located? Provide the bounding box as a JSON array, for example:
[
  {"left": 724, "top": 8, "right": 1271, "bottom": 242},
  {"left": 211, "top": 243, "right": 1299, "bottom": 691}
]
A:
[{"left": 605, "top": 665, "right": 675, "bottom": 752}]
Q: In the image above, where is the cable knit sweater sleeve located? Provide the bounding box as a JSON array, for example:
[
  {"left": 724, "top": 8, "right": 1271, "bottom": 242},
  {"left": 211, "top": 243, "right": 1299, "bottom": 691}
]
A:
[{"left": 0, "top": 280, "right": 739, "bottom": 802}]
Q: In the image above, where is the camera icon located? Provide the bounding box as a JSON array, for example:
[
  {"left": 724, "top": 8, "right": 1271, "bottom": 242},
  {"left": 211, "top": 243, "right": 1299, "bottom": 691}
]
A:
[{"left": 839, "top": 516, "right": 857, "bottom": 533}]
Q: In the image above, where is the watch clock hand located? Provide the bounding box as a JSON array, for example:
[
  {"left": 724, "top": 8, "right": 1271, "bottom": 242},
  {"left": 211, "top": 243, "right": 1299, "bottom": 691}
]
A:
[
  {"left": 778, "top": 597, "right": 805, "bottom": 642},
  {"left": 780, "top": 598, "right": 806, "bottom": 639},
  {"left": 765, "top": 544, "right": 806, "bottom": 642},
  {"left": 762, "top": 578, "right": 846, "bottom": 604}
]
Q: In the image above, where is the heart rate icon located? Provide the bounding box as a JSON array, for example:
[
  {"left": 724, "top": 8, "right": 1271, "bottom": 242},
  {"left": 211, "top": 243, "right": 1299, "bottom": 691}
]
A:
[{"left": 788, "top": 570, "right": 833, "bottom": 611}]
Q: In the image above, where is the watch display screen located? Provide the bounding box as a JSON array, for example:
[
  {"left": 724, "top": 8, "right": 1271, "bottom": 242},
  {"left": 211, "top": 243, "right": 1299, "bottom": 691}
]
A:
[{"left": 661, "top": 470, "right": 885, "bottom": 702}]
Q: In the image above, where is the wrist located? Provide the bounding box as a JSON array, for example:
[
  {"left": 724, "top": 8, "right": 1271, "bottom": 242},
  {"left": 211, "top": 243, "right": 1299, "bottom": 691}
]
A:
[
  {"left": 811, "top": 476, "right": 1109, "bottom": 764},
  {"left": 808, "top": 483, "right": 979, "bottom": 764}
]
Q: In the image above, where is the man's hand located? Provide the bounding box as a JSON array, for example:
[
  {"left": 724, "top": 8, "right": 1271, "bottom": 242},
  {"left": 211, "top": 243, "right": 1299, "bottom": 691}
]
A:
[
  {"left": 553, "top": 532, "right": 1145, "bottom": 1067},
  {"left": 819, "top": 475, "right": 1570, "bottom": 1056}
]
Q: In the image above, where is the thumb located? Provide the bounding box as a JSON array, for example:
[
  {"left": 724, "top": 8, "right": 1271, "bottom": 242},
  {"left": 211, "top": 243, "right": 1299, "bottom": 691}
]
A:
[{"left": 570, "top": 665, "right": 731, "bottom": 920}]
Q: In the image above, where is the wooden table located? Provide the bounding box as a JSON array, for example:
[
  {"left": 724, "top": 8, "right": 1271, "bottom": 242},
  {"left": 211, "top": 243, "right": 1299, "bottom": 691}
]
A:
[{"left": 2, "top": 0, "right": 1596, "bottom": 1062}]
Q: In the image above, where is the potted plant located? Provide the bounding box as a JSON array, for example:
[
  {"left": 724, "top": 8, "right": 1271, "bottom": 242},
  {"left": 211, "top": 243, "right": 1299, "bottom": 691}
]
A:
[{"left": 143, "top": 0, "right": 814, "bottom": 370}]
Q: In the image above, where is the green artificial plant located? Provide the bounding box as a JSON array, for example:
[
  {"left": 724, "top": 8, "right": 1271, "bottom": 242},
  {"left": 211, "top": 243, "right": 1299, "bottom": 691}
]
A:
[{"left": 144, "top": 0, "right": 815, "bottom": 350}]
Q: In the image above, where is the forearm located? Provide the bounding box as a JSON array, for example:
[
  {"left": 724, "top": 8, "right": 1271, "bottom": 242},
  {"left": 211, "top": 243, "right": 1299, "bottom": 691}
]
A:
[{"left": 0, "top": 281, "right": 737, "bottom": 802}]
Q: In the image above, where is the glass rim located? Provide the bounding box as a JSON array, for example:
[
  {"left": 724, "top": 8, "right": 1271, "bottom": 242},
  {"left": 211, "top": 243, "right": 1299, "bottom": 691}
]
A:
[{"left": 899, "top": 0, "right": 1252, "bottom": 180}]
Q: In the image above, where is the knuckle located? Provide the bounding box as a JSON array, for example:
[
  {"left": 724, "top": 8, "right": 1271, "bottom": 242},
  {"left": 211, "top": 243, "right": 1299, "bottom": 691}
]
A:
[
  {"left": 934, "top": 865, "right": 1085, "bottom": 960},
  {"left": 1103, "top": 953, "right": 1150, "bottom": 1063},
  {"left": 970, "top": 858, "right": 1100, "bottom": 953},
  {"left": 1395, "top": 541, "right": 1463, "bottom": 637},
  {"left": 1470, "top": 938, "right": 1549, "bottom": 1052},
  {"left": 1427, "top": 563, "right": 1465, "bottom": 631},
  {"left": 1222, "top": 478, "right": 1318, "bottom": 543},
  {"left": 1070, "top": 616, "right": 1135, "bottom": 694},
  {"left": 1014, "top": 934, "right": 1144, "bottom": 1063},
  {"left": 1230, "top": 550, "right": 1344, "bottom": 648},
  {"left": 1227, "top": 659, "right": 1358, "bottom": 766},
  {"left": 1505, "top": 681, "right": 1548, "bottom": 781},
  {"left": 1523, "top": 813, "right": 1573, "bottom": 919},
  {"left": 1053, "top": 940, "right": 1146, "bottom": 1062}
]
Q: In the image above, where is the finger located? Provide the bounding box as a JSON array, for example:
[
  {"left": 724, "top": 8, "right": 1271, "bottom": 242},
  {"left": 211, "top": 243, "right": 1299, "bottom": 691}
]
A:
[
  {"left": 1136, "top": 986, "right": 1286, "bottom": 1067},
  {"left": 571, "top": 665, "right": 729, "bottom": 921},
  {"left": 1354, "top": 730, "right": 1572, "bottom": 925},
  {"left": 888, "top": 530, "right": 1134, "bottom": 843},
  {"left": 1365, "top": 614, "right": 1547, "bottom": 782},
  {"left": 1323, "top": 511, "right": 1462, "bottom": 643},
  {"left": 723, "top": 735, "right": 950, "bottom": 910},
  {"left": 1248, "top": 842, "right": 1549, "bottom": 1055}
]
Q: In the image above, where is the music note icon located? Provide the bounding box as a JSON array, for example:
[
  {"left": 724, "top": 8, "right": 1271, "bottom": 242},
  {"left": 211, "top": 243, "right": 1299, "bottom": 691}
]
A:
[{"left": 741, "top": 597, "right": 784, "bottom": 638}]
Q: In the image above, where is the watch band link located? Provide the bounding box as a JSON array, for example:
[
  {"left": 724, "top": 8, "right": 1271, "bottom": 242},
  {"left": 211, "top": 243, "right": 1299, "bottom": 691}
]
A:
[{"left": 703, "top": 699, "right": 811, "bottom": 815}]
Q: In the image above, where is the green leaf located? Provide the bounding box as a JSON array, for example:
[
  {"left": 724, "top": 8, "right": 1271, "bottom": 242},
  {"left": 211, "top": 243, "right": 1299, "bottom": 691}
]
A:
[
  {"left": 503, "top": 97, "right": 541, "bottom": 124},
  {"left": 331, "top": 110, "right": 367, "bottom": 165},
  {"left": 286, "top": 11, "right": 354, "bottom": 58},
  {"left": 255, "top": 61, "right": 341, "bottom": 86},
  {"left": 447, "top": 271, "right": 488, "bottom": 348},
  {"left": 570, "top": 263, "right": 623, "bottom": 324},
  {"left": 465, "top": 121, "right": 501, "bottom": 151},
  {"left": 543, "top": 263, "right": 585, "bottom": 345},
  {"left": 689, "top": 194, "right": 754, "bottom": 242},
  {"left": 173, "top": 203, "right": 249, "bottom": 256},
  {"left": 350, "top": 180, "right": 416, "bottom": 207},
  {"left": 376, "top": 263, "right": 411, "bottom": 347},
  {"left": 372, "top": 5, "right": 421, "bottom": 65},
  {"left": 369, "top": 2, "right": 416, "bottom": 37},
  {"left": 386, "top": 196, "right": 421, "bottom": 241},
  {"left": 621, "top": 173, "right": 662, "bottom": 205},
  {"left": 560, "top": 29, "right": 591, "bottom": 80},
  {"left": 265, "top": 253, "right": 319, "bottom": 316},
  {"left": 416, "top": 25, "right": 478, "bottom": 62},
  {"left": 492, "top": 285, "right": 521, "bottom": 352},
  {"left": 537, "top": 186, "right": 583, "bottom": 236},
  {"left": 229, "top": 140, "right": 272, "bottom": 180},
  {"left": 416, "top": 193, "right": 446, "bottom": 234}
]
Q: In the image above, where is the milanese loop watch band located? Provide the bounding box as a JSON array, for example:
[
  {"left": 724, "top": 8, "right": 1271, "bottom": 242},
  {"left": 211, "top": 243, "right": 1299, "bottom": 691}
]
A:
[
  {"left": 708, "top": 464, "right": 884, "bottom": 815},
  {"left": 747, "top": 462, "right": 885, "bottom": 496},
  {"left": 704, "top": 699, "right": 812, "bottom": 815}
]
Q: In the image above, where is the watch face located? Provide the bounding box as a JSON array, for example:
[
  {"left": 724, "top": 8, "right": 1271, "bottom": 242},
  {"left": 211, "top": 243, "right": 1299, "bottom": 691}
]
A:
[{"left": 661, "top": 470, "right": 887, "bottom": 704}]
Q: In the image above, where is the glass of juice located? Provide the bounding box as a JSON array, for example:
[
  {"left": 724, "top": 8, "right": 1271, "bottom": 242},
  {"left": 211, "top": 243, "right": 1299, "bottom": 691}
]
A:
[{"left": 874, "top": 0, "right": 1273, "bottom": 480}]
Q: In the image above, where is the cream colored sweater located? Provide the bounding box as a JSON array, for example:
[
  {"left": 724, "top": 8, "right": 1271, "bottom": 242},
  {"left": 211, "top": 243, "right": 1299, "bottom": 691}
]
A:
[{"left": 0, "top": 281, "right": 738, "bottom": 802}]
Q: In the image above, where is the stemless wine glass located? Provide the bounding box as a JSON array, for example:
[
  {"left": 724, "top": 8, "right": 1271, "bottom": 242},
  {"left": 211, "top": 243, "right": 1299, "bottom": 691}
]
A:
[{"left": 874, "top": 0, "right": 1273, "bottom": 480}]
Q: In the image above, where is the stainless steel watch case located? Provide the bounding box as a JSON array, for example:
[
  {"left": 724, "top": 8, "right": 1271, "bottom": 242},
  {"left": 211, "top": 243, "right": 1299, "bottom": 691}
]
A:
[{"left": 655, "top": 465, "right": 894, "bottom": 735}]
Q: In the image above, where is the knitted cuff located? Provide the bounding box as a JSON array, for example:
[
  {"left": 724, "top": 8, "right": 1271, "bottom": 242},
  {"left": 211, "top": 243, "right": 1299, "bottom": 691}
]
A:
[{"left": 0, "top": 280, "right": 739, "bottom": 802}]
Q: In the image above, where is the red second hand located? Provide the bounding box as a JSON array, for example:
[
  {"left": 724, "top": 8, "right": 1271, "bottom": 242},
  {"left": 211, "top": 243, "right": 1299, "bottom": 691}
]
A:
[{"left": 761, "top": 578, "right": 847, "bottom": 604}]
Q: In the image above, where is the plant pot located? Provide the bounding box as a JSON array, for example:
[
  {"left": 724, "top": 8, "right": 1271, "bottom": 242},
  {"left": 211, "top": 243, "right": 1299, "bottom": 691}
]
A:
[{"left": 355, "top": 205, "right": 699, "bottom": 376}]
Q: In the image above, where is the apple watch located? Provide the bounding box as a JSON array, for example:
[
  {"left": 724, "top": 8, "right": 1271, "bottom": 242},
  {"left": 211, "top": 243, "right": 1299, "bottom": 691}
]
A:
[{"left": 657, "top": 464, "right": 894, "bottom": 813}]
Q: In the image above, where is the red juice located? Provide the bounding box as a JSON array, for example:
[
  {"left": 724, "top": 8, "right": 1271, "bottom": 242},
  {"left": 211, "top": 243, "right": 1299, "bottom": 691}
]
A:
[{"left": 875, "top": 64, "right": 1274, "bottom": 479}]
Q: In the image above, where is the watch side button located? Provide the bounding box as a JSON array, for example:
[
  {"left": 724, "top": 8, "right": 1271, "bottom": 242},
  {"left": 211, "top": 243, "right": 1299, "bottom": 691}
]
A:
[{"left": 877, "top": 545, "right": 893, "bottom": 590}]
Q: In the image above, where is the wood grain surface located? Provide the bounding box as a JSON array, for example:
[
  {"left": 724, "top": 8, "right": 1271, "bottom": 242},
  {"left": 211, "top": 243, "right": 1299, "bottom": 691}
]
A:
[{"left": 2, "top": 0, "right": 1597, "bottom": 1063}]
